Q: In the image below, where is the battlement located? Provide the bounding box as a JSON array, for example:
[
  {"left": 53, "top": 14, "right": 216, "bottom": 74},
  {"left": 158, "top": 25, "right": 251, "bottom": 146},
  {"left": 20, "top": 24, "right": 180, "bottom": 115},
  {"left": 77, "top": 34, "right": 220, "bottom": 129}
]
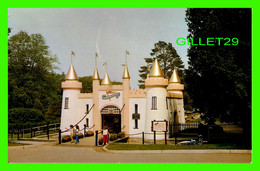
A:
[
  {"left": 129, "top": 89, "right": 147, "bottom": 98},
  {"left": 61, "top": 81, "right": 82, "bottom": 89},
  {"left": 145, "top": 78, "right": 168, "bottom": 87},
  {"left": 99, "top": 84, "right": 123, "bottom": 91},
  {"left": 167, "top": 92, "right": 183, "bottom": 98},
  {"left": 78, "top": 93, "right": 93, "bottom": 99},
  {"left": 167, "top": 83, "right": 184, "bottom": 91}
]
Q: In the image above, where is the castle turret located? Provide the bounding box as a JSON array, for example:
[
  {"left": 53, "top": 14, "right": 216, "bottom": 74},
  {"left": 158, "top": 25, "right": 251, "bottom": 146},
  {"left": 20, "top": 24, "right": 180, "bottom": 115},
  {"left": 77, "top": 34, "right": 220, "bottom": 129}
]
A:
[
  {"left": 122, "top": 64, "right": 130, "bottom": 134},
  {"left": 60, "top": 64, "right": 82, "bottom": 134},
  {"left": 145, "top": 58, "right": 168, "bottom": 139},
  {"left": 92, "top": 67, "right": 101, "bottom": 131},
  {"left": 167, "top": 68, "right": 185, "bottom": 126},
  {"left": 101, "top": 72, "right": 111, "bottom": 85}
]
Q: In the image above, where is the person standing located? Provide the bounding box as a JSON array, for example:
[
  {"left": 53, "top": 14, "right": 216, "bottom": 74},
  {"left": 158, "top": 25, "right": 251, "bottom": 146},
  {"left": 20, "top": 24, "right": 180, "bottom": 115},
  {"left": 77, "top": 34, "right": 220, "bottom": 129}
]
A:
[
  {"left": 102, "top": 126, "right": 109, "bottom": 145},
  {"left": 66, "top": 125, "right": 75, "bottom": 143},
  {"left": 75, "top": 125, "right": 80, "bottom": 144}
]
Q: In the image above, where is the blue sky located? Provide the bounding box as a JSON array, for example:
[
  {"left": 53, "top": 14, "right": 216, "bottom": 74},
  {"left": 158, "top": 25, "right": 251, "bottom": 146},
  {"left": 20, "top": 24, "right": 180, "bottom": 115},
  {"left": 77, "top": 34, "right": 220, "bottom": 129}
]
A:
[{"left": 8, "top": 8, "right": 189, "bottom": 89}]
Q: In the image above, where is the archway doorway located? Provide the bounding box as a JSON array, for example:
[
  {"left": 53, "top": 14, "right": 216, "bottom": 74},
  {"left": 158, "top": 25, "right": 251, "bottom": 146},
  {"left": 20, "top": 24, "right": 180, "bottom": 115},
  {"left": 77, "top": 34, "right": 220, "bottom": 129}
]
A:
[
  {"left": 101, "top": 105, "right": 121, "bottom": 133},
  {"left": 173, "top": 111, "right": 178, "bottom": 133}
]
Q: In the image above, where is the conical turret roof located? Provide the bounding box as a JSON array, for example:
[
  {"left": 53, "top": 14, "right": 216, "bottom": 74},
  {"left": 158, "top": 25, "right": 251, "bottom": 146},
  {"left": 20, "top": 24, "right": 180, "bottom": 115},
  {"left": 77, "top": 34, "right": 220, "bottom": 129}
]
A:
[
  {"left": 101, "top": 72, "right": 111, "bottom": 85},
  {"left": 169, "top": 68, "right": 181, "bottom": 83},
  {"left": 93, "top": 67, "right": 100, "bottom": 80},
  {"left": 122, "top": 64, "right": 130, "bottom": 79},
  {"left": 65, "top": 64, "right": 78, "bottom": 81},
  {"left": 149, "top": 58, "right": 164, "bottom": 78}
]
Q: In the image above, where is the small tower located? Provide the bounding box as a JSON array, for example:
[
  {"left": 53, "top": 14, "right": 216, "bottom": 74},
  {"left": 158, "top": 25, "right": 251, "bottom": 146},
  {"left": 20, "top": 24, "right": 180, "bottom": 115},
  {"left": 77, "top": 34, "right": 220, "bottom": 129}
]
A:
[
  {"left": 145, "top": 58, "right": 168, "bottom": 139},
  {"left": 167, "top": 68, "right": 185, "bottom": 128},
  {"left": 122, "top": 64, "right": 130, "bottom": 134},
  {"left": 101, "top": 72, "right": 112, "bottom": 85},
  {"left": 92, "top": 66, "right": 101, "bottom": 131},
  {"left": 60, "top": 64, "right": 82, "bottom": 134}
]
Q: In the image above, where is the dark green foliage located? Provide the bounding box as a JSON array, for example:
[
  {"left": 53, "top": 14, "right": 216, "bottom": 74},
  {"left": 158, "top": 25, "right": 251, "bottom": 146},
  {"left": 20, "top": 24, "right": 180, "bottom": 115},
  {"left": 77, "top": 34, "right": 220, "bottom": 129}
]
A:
[
  {"left": 185, "top": 9, "right": 251, "bottom": 126},
  {"left": 138, "top": 41, "right": 185, "bottom": 89},
  {"left": 118, "top": 132, "right": 126, "bottom": 138},
  {"left": 9, "top": 108, "right": 44, "bottom": 128},
  {"left": 8, "top": 30, "right": 64, "bottom": 126},
  {"left": 79, "top": 76, "right": 93, "bottom": 93}
]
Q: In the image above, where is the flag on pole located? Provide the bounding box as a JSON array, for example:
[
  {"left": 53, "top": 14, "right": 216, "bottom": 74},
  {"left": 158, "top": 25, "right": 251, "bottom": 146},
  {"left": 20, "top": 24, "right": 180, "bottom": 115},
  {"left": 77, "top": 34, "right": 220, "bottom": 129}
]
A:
[
  {"left": 71, "top": 51, "right": 75, "bottom": 56},
  {"left": 126, "top": 50, "right": 130, "bottom": 55}
]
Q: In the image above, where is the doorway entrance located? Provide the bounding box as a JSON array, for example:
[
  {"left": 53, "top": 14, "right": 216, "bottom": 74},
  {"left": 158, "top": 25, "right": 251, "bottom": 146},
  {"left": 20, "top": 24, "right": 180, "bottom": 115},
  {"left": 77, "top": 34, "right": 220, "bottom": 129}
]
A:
[{"left": 101, "top": 105, "right": 121, "bottom": 133}]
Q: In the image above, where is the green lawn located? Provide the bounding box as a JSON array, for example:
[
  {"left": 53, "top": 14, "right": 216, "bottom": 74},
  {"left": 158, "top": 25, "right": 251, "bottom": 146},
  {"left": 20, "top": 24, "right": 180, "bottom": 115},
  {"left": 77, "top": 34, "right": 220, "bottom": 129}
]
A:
[{"left": 106, "top": 143, "right": 249, "bottom": 150}]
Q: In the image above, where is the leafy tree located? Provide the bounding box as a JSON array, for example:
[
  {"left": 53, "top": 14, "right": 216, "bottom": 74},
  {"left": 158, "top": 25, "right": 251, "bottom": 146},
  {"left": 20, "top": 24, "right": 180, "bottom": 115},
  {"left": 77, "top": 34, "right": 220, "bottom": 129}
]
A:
[
  {"left": 79, "top": 76, "right": 93, "bottom": 93},
  {"left": 185, "top": 8, "right": 251, "bottom": 145},
  {"left": 8, "top": 30, "right": 62, "bottom": 124},
  {"left": 138, "top": 41, "right": 185, "bottom": 88}
]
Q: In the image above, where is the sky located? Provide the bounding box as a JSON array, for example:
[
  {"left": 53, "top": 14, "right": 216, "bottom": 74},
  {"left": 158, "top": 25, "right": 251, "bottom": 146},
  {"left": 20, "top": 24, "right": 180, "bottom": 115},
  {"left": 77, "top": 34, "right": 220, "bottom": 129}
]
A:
[{"left": 8, "top": 8, "right": 189, "bottom": 89}]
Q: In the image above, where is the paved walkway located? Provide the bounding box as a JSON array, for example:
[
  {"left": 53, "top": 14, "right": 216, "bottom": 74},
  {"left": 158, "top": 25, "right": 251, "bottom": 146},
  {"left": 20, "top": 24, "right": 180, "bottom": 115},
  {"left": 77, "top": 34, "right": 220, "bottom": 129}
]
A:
[{"left": 8, "top": 136, "right": 252, "bottom": 163}]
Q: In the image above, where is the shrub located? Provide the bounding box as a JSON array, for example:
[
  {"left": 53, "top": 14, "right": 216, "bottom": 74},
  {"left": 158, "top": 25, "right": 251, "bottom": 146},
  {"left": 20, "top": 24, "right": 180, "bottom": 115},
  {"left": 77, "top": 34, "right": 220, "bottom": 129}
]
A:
[
  {"left": 79, "top": 133, "right": 84, "bottom": 138},
  {"left": 118, "top": 132, "right": 125, "bottom": 138},
  {"left": 62, "top": 135, "right": 71, "bottom": 143},
  {"left": 85, "top": 131, "right": 94, "bottom": 137},
  {"left": 98, "top": 138, "right": 103, "bottom": 145},
  {"left": 109, "top": 134, "right": 118, "bottom": 141}
]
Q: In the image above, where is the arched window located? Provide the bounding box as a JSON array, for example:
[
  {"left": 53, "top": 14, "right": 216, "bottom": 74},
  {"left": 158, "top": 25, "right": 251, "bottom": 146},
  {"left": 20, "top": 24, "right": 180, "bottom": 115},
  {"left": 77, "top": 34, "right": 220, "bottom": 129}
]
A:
[{"left": 101, "top": 105, "right": 121, "bottom": 115}]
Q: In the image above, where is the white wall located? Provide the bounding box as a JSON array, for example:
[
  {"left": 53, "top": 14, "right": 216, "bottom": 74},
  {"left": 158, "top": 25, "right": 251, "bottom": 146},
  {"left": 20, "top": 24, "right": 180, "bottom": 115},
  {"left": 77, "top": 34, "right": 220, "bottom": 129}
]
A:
[
  {"left": 60, "top": 89, "right": 81, "bottom": 135},
  {"left": 76, "top": 99, "right": 94, "bottom": 131},
  {"left": 145, "top": 87, "right": 169, "bottom": 140},
  {"left": 129, "top": 98, "right": 146, "bottom": 138}
]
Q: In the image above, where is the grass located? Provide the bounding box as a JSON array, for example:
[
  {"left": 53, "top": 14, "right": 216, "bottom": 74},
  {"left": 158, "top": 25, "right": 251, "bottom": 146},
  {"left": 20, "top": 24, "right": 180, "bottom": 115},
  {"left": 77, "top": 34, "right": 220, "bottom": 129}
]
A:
[
  {"left": 15, "top": 139, "right": 55, "bottom": 142},
  {"left": 8, "top": 142, "right": 31, "bottom": 146},
  {"left": 106, "top": 143, "right": 249, "bottom": 150}
]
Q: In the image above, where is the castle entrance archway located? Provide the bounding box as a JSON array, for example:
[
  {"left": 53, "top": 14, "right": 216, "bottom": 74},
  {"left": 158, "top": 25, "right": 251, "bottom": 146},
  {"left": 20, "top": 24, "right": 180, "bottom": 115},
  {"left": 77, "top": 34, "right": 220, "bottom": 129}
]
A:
[{"left": 101, "top": 105, "right": 121, "bottom": 133}]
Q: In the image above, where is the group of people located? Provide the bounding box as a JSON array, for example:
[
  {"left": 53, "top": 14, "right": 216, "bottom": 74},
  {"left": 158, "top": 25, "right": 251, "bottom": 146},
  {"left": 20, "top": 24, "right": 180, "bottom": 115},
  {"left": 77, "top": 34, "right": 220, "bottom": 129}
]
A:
[
  {"left": 66, "top": 125, "right": 109, "bottom": 146},
  {"left": 66, "top": 125, "right": 80, "bottom": 144}
]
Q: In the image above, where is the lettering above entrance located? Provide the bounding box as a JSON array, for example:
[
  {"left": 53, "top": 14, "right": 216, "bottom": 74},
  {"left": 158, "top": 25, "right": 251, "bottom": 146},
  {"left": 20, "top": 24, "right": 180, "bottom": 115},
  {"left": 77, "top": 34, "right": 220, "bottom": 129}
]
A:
[
  {"left": 101, "top": 105, "right": 121, "bottom": 115},
  {"left": 102, "top": 91, "right": 120, "bottom": 100}
]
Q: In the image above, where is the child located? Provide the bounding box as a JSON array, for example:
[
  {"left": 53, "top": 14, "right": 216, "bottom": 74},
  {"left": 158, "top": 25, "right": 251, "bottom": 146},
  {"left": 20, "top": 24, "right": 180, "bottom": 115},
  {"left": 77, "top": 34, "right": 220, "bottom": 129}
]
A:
[
  {"left": 75, "top": 125, "right": 80, "bottom": 144},
  {"left": 65, "top": 125, "right": 75, "bottom": 143},
  {"left": 102, "top": 126, "right": 109, "bottom": 145}
]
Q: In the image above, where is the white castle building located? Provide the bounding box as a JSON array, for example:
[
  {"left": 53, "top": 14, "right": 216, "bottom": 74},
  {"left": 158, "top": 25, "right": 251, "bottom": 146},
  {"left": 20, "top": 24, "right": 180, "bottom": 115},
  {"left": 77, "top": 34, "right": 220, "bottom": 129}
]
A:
[{"left": 60, "top": 58, "right": 185, "bottom": 139}]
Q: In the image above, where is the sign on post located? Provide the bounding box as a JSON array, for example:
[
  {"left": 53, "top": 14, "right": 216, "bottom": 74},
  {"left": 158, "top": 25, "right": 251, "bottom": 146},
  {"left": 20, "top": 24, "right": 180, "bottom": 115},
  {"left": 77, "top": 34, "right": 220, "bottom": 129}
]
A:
[{"left": 151, "top": 120, "right": 168, "bottom": 145}]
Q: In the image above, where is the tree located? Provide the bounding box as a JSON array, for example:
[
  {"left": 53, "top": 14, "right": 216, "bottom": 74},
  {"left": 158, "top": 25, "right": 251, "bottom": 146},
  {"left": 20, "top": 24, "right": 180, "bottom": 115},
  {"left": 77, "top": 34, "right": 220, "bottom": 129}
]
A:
[
  {"left": 138, "top": 41, "right": 185, "bottom": 88},
  {"left": 185, "top": 8, "right": 251, "bottom": 145},
  {"left": 79, "top": 76, "right": 93, "bottom": 93},
  {"left": 8, "top": 30, "right": 62, "bottom": 123}
]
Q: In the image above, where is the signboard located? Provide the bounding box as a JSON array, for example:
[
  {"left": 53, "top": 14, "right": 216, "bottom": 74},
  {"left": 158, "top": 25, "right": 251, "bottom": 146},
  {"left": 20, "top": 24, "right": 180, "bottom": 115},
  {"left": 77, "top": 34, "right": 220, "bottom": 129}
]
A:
[
  {"left": 102, "top": 91, "right": 120, "bottom": 100},
  {"left": 151, "top": 120, "right": 168, "bottom": 132}
]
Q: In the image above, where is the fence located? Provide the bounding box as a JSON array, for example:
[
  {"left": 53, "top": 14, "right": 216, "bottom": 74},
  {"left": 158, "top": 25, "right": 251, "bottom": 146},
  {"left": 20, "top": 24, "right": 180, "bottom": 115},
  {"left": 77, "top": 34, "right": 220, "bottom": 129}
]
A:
[
  {"left": 9, "top": 123, "right": 60, "bottom": 140},
  {"left": 58, "top": 122, "right": 248, "bottom": 146},
  {"left": 58, "top": 124, "right": 95, "bottom": 144}
]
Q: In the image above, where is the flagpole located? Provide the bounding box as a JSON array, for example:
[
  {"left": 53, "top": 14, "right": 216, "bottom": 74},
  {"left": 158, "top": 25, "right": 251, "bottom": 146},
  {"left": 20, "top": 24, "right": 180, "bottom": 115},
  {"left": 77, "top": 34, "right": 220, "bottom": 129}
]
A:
[
  {"left": 95, "top": 53, "right": 97, "bottom": 67},
  {"left": 125, "top": 52, "right": 127, "bottom": 65},
  {"left": 71, "top": 52, "right": 72, "bottom": 64}
]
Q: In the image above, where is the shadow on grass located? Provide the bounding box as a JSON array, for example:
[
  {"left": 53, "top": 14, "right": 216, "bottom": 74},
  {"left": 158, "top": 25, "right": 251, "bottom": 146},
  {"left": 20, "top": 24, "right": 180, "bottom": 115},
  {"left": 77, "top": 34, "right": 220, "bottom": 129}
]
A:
[{"left": 106, "top": 143, "right": 249, "bottom": 151}]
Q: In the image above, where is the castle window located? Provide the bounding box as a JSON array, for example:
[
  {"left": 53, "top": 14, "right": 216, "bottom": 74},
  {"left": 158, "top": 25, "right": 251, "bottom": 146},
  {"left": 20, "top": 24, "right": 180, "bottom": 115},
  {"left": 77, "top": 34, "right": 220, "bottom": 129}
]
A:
[
  {"left": 132, "top": 104, "right": 140, "bottom": 129},
  {"left": 64, "top": 97, "right": 69, "bottom": 109},
  {"left": 135, "top": 119, "right": 138, "bottom": 129},
  {"left": 151, "top": 96, "right": 157, "bottom": 110},
  {"left": 86, "top": 118, "right": 89, "bottom": 127},
  {"left": 86, "top": 104, "right": 89, "bottom": 113}
]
